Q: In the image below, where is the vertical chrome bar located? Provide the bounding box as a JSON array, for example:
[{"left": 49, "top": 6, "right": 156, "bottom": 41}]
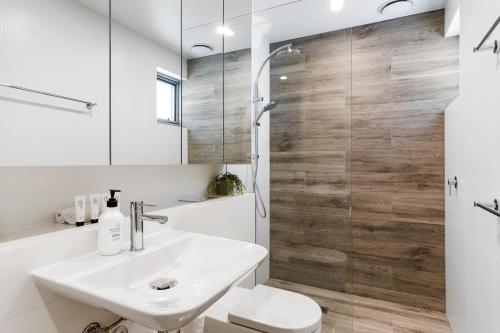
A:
[{"left": 130, "top": 201, "right": 145, "bottom": 251}]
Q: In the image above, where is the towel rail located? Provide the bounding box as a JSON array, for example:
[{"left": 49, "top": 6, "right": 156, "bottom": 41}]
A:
[
  {"left": 473, "top": 16, "right": 500, "bottom": 54},
  {"left": 0, "top": 82, "right": 97, "bottom": 110},
  {"left": 474, "top": 199, "right": 500, "bottom": 218}
]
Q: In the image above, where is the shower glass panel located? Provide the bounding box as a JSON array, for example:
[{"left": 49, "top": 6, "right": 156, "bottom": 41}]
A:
[{"left": 253, "top": 0, "right": 353, "bottom": 331}]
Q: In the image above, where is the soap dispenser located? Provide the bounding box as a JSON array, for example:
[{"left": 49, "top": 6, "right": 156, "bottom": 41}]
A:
[{"left": 97, "top": 189, "right": 124, "bottom": 256}]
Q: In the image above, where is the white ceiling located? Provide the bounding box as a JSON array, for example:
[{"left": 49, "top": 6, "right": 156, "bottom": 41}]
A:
[
  {"left": 77, "top": 0, "right": 450, "bottom": 59},
  {"left": 254, "top": 0, "right": 448, "bottom": 45}
]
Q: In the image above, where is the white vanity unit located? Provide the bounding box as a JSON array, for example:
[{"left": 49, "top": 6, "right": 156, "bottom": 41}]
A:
[{"left": 0, "top": 194, "right": 260, "bottom": 332}]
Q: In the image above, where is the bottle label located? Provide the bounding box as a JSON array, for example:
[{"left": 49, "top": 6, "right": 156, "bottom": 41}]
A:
[{"left": 110, "top": 223, "right": 121, "bottom": 242}]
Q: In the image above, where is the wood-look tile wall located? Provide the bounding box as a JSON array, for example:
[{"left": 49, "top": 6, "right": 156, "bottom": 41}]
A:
[
  {"left": 270, "top": 28, "right": 353, "bottom": 292},
  {"left": 183, "top": 49, "right": 251, "bottom": 164},
  {"left": 269, "top": 10, "right": 459, "bottom": 312}
]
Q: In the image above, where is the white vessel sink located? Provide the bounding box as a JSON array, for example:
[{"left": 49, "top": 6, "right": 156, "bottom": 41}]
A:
[{"left": 32, "top": 229, "right": 268, "bottom": 331}]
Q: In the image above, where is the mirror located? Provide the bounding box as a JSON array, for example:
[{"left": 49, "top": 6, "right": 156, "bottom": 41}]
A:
[
  {"left": 223, "top": 0, "right": 252, "bottom": 164},
  {"left": 0, "top": 0, "right": 252, "bottom": 167},
  {"left": 181, "top": 0, "right": 224, "bottom": 164},
  {"left": 0, "top": 0, "right": 110, "bottom": 166},
  {"left": 181, "top": 0, "right": 252, "bottom": 165},
  {"left": 110, "top": 0, "right": 184, "bottom": 166}
]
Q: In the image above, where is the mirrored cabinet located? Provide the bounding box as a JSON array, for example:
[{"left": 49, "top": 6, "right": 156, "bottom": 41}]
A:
[
  {"left": 110, "top": 0, "right": 184, "bottom": 166},
  {"left": 0, "top": 0, "right": 110, "bottom": 166},
  {"left": 223, "top": 0, "right": 252, "bottom": 164},
  {"left": 0, "top": 0, "right": 252, "bottom": 167},
  {"left": 181, "top": 0, "right": 225, "bottom": 164}
]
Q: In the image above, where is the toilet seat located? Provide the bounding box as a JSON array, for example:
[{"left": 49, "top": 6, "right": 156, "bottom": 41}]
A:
[{"left": 204, "top": 285, "right": 322, "bottom": 333}]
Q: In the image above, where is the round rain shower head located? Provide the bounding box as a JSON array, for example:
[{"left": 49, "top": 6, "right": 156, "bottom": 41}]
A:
[
  {"left": 276, "top": 47, "right": 303, "bottom": 58},
  {"left": 378, "top": 0, "right": 414, "bottom": 16}
]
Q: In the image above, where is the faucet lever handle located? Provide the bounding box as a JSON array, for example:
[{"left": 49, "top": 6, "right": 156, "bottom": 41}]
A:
[{"left": 140, "top": 202, "right": 157, "bottom": 208}]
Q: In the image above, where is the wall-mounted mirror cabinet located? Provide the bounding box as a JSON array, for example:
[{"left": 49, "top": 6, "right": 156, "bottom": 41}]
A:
[
  {"left": 223, "top": 0, "right": 252, "bottom": 164},
  {"left": 0, "top": 0, "right": 252, "bottom": 167},
  {"left": 181, "top": 0, "right": 224, "bottom": 165},
  {"left": 181, "top": 0, "right": 252, "bottom": 165},
  {"left": 0, "top": 0, "right": 110, "bottom": 166},
  {"left": 110, "top": 0, "right": 185, "bottom": 166}
]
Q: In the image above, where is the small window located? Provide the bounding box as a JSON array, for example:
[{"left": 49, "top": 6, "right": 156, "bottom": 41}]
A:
[{"left": 156, "top": 72, "right": 180, "bottom": 124}]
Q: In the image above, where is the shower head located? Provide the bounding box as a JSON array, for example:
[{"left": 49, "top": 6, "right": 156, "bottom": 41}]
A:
[
  {"left": 276, "top": 46, "right": 302, "bottom": 58},
  {"left": 263, "top": 101, "right": 277, "bottom": 112},
  {"left": 254, "top": 43, "right": 302, "bottom": 100},
  {"left": 255, "top": 101, "right": 278, "bottom": 124}
]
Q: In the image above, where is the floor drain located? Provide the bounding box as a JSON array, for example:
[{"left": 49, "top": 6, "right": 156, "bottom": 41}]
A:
[
  {"left": 320, "top": 306, "right": 329, "bottom": 314},
  {"left": 150, "top": 278, "right": 177, "bottom": 291}
]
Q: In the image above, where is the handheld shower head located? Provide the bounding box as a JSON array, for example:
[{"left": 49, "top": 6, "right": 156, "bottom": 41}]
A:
[
  {"left": 255, "top": 101, "right": 278, "bottom": 125},
  {"left": 263, "top": 101, "right": 277, "bottom": 112}
]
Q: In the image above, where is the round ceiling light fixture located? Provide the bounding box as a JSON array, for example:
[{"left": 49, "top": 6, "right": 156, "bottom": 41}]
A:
[
  {"left": 378, "top": 0, "right": 414, "bottom": 16},
  {"left": 191, "top": 44, "right": 214, "bottom": 57}
]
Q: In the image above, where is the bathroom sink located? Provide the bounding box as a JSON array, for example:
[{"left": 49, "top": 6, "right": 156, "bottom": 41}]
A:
[{"left": 32, "top": 229, "right": 268, "bottom": 331}]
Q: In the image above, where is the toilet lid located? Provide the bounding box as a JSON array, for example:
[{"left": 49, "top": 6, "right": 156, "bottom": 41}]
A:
[{"left": 228, "top": 285, "right": 322, "bottom": 333}]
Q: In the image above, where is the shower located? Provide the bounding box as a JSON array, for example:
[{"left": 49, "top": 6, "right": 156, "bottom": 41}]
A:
[{"left": 252, "top": 43, "right": 302, "bottom": 218}]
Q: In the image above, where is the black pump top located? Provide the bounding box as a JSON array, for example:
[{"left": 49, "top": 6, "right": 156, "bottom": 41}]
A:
[{"left": 107, "top": 189, "right": 121, "bottom": 208}]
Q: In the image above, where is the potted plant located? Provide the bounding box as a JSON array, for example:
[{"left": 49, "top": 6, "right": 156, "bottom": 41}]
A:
[{"left": 206, "top": 172, "right": 245, "bottom": 197}]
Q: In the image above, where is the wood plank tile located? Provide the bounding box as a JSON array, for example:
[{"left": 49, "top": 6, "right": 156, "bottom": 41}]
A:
[
  {"left": 270, "top": 10, "right": 457, "bottom": 312},
  {"left": 266, "top": 279, "right": 452, "bottom": 332}
]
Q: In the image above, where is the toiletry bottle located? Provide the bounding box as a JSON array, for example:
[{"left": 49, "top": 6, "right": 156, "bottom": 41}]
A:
[
  {"left": 97, "top": 190, "right": 123, "bottom": 256},
  {"left": 74, "top": 195, "right": 86, "bottom": 227},
  {"left": 89, "top": 194, "right": 100, "bottom": 224}
]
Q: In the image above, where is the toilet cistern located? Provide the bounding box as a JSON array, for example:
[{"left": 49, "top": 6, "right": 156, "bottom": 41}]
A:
[{"left": 130, "top": 201, "right": 168, "bottom": 251}]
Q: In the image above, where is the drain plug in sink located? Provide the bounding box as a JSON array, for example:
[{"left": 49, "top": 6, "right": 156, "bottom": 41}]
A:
[{"left": 150, "top": 278, "right": 177, "bottom": 291}]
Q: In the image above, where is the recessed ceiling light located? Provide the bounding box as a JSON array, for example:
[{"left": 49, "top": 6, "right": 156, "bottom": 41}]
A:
[
  {"left": 378, "top": 0, "right": 414, "bottom": 16},
  {"left": 216, "top": 26, "right": 235, "bottom": 36},
  {"left": 330, "top": 0, "right": 344, "bottom": 12},
  {"left": 280, "top": 76, "right": 288, "bottom": 80}
]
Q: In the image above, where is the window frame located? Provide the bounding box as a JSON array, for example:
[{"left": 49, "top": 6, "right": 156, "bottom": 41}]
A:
[{"left": 156, "top": 72, "right": 181, "bottom": 126}]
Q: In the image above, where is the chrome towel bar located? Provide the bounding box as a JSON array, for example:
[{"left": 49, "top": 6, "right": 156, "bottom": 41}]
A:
[
  {"left": 473, "top": 16, "right": 500, "bottom": 54},
  {"left": 474, "top": 199, "right": 500, "bottom": 218},
  {"left": 0, "top": 82, "right": 97, "bottom": 110}
]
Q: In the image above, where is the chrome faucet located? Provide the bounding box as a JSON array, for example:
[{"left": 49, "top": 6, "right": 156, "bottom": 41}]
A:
[{"left": 130, "top": 201, "right": 168, "bottom": 252}]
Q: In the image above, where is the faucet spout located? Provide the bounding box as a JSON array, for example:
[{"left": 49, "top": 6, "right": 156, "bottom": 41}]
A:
[
  {"left": 130, "top": 202, "right": 168, "bottom": 252},
  {"left": 141, "top": 214, "right": 168, "bottom": 224}
]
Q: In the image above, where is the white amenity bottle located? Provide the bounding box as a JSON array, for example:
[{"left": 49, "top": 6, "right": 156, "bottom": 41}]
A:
[{"left": 97, "top": 189, "right": 123, "bottom": 256}]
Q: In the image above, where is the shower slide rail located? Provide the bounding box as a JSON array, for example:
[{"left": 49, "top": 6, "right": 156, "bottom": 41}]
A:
[
  {"left": 0, "top": 82, "right": 97, "bottom": 110},
  {"left": 473, "top": 16, "right": 500, "bottom": 54},
  {"left": 474, "top": 199, "right": 500, "bottom": 218}
]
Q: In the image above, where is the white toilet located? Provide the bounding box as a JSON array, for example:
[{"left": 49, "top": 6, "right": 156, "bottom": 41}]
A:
[{"left": 204, "top": 285, "right": 322, "bottom": 333}]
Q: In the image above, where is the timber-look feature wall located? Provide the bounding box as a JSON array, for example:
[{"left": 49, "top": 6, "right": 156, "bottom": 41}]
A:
[
  {"left": 183, "top": 49, "right": 252, "bottom": 164},
  {"left": 269, "top": 10, "right": 459, "bottom": 312}
]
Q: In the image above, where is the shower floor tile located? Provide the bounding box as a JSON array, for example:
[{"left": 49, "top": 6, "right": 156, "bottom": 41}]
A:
[{"left": 266, "top": 279, "right": 453, "bottom": 333}]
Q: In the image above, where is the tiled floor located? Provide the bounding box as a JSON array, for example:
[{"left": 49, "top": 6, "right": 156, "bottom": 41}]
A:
[{"left": 267, "top": 279, "right": 453, "bottom": 333}]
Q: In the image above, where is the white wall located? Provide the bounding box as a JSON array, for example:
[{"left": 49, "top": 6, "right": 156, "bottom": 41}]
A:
[
  {"left": 0, "top": 195, "right": 256, "bottom": 333},
  {"left": 252, "top": 14, "right": 271, "bottom": 284},
  {"left": 225, "top": 7, "right": 273, "bottom": 285},
  {"left": 0, "top": 0, "right": 109, "bottom": 166},
  {"left": 445, "top": 0, "right": 500, "bottom": 332}
]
